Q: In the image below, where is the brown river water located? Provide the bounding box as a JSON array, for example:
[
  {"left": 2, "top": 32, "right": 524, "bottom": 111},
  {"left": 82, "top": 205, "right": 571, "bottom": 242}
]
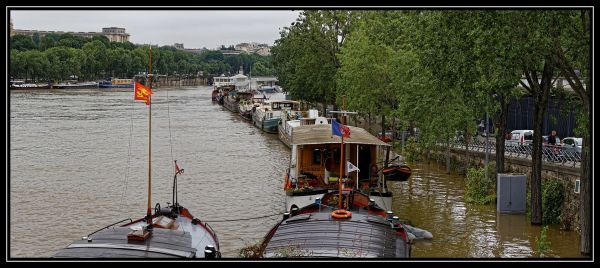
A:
[{"left": 9, "top": 86, "right": 581, "bottom": 258}]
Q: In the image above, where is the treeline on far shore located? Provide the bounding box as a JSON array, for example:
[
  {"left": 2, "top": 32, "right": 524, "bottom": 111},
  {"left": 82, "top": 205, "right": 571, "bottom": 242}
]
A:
[{"left": 10, "top": 33, "right": 276, "bottom": 83}]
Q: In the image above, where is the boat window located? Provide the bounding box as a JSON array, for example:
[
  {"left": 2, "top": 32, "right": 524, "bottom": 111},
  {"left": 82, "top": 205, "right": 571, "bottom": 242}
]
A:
[{"left": 313, "top": 149, "right": 321, "bottom": 164}]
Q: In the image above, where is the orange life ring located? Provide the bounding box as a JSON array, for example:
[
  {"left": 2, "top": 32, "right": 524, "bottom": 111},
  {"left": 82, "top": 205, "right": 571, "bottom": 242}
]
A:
[{"left": 331, "top": 209, "right": 352, "bottom": 219}]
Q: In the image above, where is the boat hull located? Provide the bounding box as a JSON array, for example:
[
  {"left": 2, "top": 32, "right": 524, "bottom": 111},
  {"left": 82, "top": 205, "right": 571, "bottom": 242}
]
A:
[
  {"left": 278, "top": 125, "right": 292, "bottom": 148},
  {"left": 253, "top": 115, "right": 279, "bottom": 133},
  {"left": 99, "top": 83, "right": 134, "bottom": 88},
  {"left": 383, "top": 165, "right": 412, "bottom": 181}
]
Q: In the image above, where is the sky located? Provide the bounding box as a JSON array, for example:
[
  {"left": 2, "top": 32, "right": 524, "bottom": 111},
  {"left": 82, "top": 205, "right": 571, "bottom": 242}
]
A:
[{"left": 10, "top": 10, "right": 301, "bottom": 49}]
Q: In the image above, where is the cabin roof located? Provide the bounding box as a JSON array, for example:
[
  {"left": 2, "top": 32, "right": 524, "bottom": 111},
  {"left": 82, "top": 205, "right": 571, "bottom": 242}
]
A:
[
  {"left": 53, "top": 227, "right": 196, "bottom": 258},
  {"left": 263, "top": 212, "right": 407, "bottom": 258},
  {"left": 292, "top": 124, "right": 390, "bottom": 147}
]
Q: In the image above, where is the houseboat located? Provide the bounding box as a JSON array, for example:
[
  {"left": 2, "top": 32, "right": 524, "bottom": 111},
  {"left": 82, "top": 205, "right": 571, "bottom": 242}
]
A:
[
  {"left": 283, "top": 123, "right": 395, "bottom": 212},
  {"left": 99, "top": 78, "right": 134, "bottom": 88},
  {"left": 223, "top": 90, "right": 253, "bottom": 113},
  {"left": 252, "top": 100, "right": 300, "bottom": 134},
  {"left": 278, "top": 109, "right": 324, "bottom": 148}
]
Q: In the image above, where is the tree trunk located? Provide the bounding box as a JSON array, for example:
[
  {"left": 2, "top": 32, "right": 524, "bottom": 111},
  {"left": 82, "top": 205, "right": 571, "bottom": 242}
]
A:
[
  {"left": 579, "top": 126, "right": 590, "bottom": 255},
  {"left": 494, "top": 96, "right": 509, "bottom": 174},
  {"left": 529, "top": 65, "right": 552, "bottom": 225}
]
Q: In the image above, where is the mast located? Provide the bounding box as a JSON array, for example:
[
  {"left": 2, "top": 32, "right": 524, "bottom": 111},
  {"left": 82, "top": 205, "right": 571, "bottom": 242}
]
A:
[
  {"left": 146, "top": 46, "right": 153, "bottom": 225},
  {"left": 329, "top": 96, "right": 356, "bottom": 209},
  {"left": 338, "top": 121, "right": 344, "bottom": 209}
]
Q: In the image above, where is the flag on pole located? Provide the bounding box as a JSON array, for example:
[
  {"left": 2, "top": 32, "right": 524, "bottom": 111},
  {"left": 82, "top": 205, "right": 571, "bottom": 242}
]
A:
[
  {"left": 175, "top": 161, "right": 183, "bottom": 175},
  {"left": 347, "top": 161, "right": 360, "bottom": 173},
  {"left": 332, "top": 119, "right": 351, "bottom": 138},
  {"left": 134, "top": 81, "right": 153, "bottom": 105}
]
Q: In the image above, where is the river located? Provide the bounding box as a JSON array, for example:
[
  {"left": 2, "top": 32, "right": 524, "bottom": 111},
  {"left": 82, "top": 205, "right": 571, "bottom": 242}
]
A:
[{"left": 9, "top": 86, "right": 581, "bottom": 258}]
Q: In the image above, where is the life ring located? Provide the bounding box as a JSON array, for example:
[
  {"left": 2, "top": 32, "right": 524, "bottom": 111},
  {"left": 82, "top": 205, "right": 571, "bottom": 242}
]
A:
[{"left": 331, "top": 209, "right": 352, "bottom": 219}]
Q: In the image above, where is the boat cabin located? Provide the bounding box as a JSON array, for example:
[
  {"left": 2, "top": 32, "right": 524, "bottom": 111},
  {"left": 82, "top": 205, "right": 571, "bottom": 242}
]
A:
[{"left": 288, "top": 124, "right": 390, "bottom": 191}]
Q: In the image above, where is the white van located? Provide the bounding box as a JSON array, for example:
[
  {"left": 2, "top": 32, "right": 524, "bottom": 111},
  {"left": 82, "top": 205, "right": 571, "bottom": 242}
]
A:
[{"left": 505, "top": 130, "right": 534, "bottom": 150}]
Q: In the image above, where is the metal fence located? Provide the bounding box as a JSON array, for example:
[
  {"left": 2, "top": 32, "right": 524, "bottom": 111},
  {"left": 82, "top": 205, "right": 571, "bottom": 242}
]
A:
[{"left": 446, "top": 138, "right": 581, "bottom": 168}]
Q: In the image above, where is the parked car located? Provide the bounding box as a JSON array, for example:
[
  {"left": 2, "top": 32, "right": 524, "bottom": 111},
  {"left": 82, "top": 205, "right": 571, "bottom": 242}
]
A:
[
  {"left": 561, "top": 137, "right": 583, "bottom": 158},
  {"left": 542, "top": 135, "right": 561, "bottom": 145},
  {"left": 505, "top": 130, "right": 533, "bottom": 152}
]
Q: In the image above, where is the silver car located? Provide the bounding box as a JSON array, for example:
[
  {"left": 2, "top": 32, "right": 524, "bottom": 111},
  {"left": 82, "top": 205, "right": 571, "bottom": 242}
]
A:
[{"left": 561, "top": 137, "right": 583, "bottom": 158}]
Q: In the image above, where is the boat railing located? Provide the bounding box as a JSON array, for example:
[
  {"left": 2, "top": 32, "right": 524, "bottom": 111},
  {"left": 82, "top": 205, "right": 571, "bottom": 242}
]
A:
[
  {"left": 87, "top": 218, "right": 133, "bottom": 238},
  {"left": 204, "top": 222, "right": 219, "bottom": 248}
]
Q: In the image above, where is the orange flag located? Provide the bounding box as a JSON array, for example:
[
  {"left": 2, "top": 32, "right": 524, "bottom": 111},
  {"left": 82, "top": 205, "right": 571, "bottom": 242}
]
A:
[{"left": 134, "top": 82, "right": 153, "bottom": 105}]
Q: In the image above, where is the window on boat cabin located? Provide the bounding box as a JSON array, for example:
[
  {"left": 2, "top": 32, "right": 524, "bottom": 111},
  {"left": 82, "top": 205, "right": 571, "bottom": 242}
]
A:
[{"left": 313, "top": 149, "right": 321, "bottom": 164}]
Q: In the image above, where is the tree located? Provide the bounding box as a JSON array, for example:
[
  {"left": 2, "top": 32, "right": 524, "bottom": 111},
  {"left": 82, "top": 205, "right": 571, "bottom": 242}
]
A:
[
  {"left": 272, "top": 10, "right": 355, "bottom": 114},
  {"left": 10, "top": 35, "right": 36, "bottom": 51},
  {"left": 40, "top": 33, "right": 60, "bottom": 51},
  {"left": 45, "top": 46, "right": 81, "bottom": 82},
  {"left": 337, "top": 11, "right": 397, "bottom": 135},
  {"left": 506, "top": 11, "right": 574, "bottom": 226},
  {"left": 32, "top": 33, "right": 41, "bottom": 49},
  {"left": 82, "top": 40, "right": 108, "bottom": 80},
  {"left": 467, "top": 11, "right": 523, "bottom": 175},
  {"left": 549, "top": 10, "right": 591, "bottom": 256}
]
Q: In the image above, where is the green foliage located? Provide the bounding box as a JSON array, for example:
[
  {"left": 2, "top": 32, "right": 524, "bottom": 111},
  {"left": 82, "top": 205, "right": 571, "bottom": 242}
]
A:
[
  {"left": 464, "top": 164, "right": 496, "bottom": 205},
  {"left": 542, "top": 179, "right": 565, "bottom": 225},
  {"left": 403, "top": 137, "right": 421, "bottom": 162},
  {"left": 536, "top": 225, "right": 550, "bottom": 257},
  {"left": 272, "top": 11, "right": 354, "bottom": 109},
  {"left": 10, "top": 35, "right": 274, "bottom": 82},
  {"left": 10, "top": 35, "right": 36, "bottom": 51},
  {"left": 239, "top": 241, "right": 265, "bottom": 258}
]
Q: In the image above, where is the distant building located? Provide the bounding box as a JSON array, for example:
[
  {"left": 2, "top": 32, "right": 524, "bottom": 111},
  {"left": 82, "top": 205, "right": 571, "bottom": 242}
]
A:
[
  {"left": 234, "top": 42, "right": 271, "bottom": 56},
  {"left": 10, "top": 20, "right": 130, "bottom": 43},
  {"left": 100, "top": 27, "right": 130, "bottom": 42},
  {"left": 172, "top": 43, "right": 206, "bottom": 54}
]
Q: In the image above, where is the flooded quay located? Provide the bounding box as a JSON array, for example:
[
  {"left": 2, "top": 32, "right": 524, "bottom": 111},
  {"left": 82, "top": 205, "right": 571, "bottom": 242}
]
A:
[{"left": 10, "top": 86, "right": 581, "bottom": 258}]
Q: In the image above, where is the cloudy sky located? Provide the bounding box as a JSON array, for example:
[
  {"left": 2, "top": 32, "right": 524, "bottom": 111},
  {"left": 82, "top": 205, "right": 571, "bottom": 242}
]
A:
[{"left": 10, "top": 10, "right": 301, "bottom": 49}]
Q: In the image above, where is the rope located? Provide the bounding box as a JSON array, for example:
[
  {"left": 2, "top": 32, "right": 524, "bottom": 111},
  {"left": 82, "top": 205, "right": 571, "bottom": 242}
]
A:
[
  {"left": 119, "top": 96, "right": 136, "bottom": 211},
  {"left": 204, "top": 212, "right": 284, "bottom": 223}
]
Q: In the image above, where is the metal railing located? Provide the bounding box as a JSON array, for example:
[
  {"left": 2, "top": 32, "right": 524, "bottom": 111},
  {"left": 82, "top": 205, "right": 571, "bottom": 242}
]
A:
[{"left": 446, "top": 138, "right": 581, "bottom": 168}]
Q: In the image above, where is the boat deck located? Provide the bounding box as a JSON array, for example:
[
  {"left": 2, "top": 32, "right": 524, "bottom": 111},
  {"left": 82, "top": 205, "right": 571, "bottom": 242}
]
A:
[
  {"left": 54, "top": 227, "right": 196, "bottom": 258},
  {"left": 263, "top": 212, "right": 408, "bottom": 258}
]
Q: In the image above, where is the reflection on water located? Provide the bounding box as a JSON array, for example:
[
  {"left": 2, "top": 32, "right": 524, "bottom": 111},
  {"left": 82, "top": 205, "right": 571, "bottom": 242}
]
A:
[
  {"left": 389, "top": 162, "right": 581, "bottom": 258},
  {"left": 10, "top": 87, "right": 581, "bottom": 258}
]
